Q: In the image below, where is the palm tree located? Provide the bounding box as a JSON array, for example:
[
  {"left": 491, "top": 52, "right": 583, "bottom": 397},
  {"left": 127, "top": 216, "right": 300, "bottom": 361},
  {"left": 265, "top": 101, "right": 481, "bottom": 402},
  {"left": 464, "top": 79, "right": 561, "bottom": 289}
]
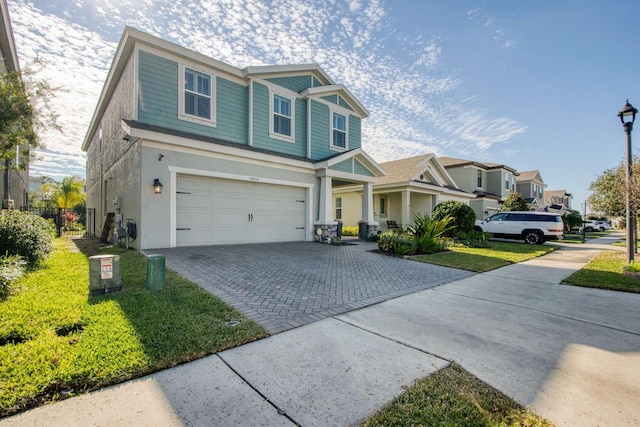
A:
[{"left": 53, "top": 176, "right": 85, "bottom": 209}]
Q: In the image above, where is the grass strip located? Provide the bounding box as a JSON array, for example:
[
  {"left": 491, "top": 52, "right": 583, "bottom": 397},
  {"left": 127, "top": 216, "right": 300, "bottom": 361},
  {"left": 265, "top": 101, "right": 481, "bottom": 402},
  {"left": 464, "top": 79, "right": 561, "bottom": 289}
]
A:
[
  {"left": 410, "top": 242, "right": 555, "bottom": 272},
  {"left": 563, "top": 250, "right": 640, "bottom": 293},
  {"left": 363, "top": 363, "right": 552, "bottom": 427},
  {"left": 0, "top": 237, "right": 267, "bottom": 416}
]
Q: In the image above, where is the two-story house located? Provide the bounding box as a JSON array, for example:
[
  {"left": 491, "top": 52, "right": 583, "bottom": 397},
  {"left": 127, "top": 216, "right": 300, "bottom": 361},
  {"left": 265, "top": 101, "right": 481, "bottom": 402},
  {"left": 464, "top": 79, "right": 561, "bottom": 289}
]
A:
[
  {"left": 0, "top": 0, "right": 29, "bottom": 210},
  {"left": 82, "top": 27, "right": 385, "bottom": 249},
  {"left": 438, "top": 157, "right": 518, "bottom": 220},
  {"left": 334, "top": 154, "right": 475, "bottom": 230},
  {"left": 543, "top": 189, "right": 572, "bottom": 212},
  {"left": 515, "top": 170, "right": 545, "bottom": 211}
]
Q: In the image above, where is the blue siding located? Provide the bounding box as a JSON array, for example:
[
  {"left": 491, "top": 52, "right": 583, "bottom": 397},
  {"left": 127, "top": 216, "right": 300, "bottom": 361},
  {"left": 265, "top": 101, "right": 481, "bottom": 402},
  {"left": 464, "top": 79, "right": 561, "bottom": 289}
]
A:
[
  {"left": 354, "top": 159, "right": 374, "bottom": 177},
  {"left": 137, "top": 50, "right": 247, "bottom": 144},
  {"left": 251, "top": 82, "right": 307, "bottom": 157},
  {"left": 349, "top": 115, "right": 361, "bottom": 149},
  {"left": 310, "top": 100, "right": 331, "bottom": 160},
  {"left": 312, "top": 76, "right": 323, "bottom": 87},
  {"left": 321, "top": 94, "right": 338, "bottom": 105},
  {"left": 338, "top": 96, "right": 353, "bottom": 111},
  {"left": 266, "top": 75, "right": 313, "bottom": 92},
  {"left": 330, "top": 159, "right": 352, "bottom": 173}
]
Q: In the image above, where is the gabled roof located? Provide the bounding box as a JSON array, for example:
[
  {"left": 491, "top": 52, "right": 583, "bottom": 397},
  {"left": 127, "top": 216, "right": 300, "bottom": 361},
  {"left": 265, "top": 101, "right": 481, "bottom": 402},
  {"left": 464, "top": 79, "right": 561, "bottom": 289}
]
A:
[
  {"left": 300, "top": 85, "right": 369, "bottom": 118},
  {"left": 0, "top": 0, "right": 19, "bottom": 72},
  {"left": 438, "top": 156, "right": 518, "bottom": 174},
  {"left": 314, "top": 147, "right": 385, "bottom": 178},
  {"left": 376, "top": 154, "right": 459, "bottom": 188},
  {"left": 243, "top": 64, "right": 334, "bottom": 86},
  {"left": 516, "top": 170, "right": 544, "bottom": 183}
]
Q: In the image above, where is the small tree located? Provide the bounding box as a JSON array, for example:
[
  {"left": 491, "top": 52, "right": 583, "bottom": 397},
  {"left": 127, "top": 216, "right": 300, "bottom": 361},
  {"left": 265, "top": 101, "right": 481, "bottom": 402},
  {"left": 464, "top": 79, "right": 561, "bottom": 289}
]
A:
[
  {"left": 0, "top": 61, "right": 60, "bottom": 167},
  {"left": 502, "top": 192, "right": 528, "bottom": 211},
  {"left": 432, "top": 200, "right": 476, "bottom": 237},
  {"left": 563, "top": 211, "right": 583, "bottom": 232},
  {"left": 53, "top": 176, "right": 85, "bottom": 208}
]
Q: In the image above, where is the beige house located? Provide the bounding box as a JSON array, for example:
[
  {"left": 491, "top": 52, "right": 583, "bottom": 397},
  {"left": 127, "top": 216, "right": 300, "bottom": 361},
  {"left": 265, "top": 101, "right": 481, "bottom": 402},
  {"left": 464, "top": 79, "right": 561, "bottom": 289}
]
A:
[
  {"left": 438, "top": 157, "right": 518, "bottom": 220},
  {"left": 334, "top": 154, "right": 474, "bottom": 231},
  {"left": 516, "top": 170, "right": 546, "bottom": 210},
  {"left": 543, "top": 190, "right": 572, "bottom": 212}
]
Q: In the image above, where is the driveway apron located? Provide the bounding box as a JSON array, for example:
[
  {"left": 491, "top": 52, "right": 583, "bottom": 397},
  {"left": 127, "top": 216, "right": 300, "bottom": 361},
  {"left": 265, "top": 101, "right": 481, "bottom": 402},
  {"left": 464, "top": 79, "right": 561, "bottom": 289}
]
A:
[{"left": 150, "top": 241, "right": 473, "bottom": 333}]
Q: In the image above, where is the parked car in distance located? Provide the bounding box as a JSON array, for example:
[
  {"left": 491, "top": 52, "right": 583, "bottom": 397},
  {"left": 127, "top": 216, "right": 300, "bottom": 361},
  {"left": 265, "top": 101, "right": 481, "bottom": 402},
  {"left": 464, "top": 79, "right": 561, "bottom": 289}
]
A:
[
  {"left": 474, "top": 211, "right": 564, "bottom": 245},
  {"left": 582, "top": 220, "right": 601, "bottom": 232},
  {"left": 597, "top": 220, "right": 611, "bottom": 231}
]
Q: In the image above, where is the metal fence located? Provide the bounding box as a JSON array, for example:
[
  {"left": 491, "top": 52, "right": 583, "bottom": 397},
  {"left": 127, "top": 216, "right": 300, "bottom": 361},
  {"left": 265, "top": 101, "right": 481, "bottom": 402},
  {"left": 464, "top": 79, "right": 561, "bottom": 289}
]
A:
[{"left": 26, "top": 207, "right": 96, "bottom": 238}]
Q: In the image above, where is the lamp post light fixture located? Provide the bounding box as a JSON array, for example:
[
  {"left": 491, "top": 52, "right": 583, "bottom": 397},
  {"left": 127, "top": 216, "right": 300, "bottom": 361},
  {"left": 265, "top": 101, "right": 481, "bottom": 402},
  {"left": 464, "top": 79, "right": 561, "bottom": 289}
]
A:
[
  {"left": 153, "top": 178, "right": 163, "bottom": 194},
  {"left": 618, "top": 99, "right": 638, "bottom": 264}
]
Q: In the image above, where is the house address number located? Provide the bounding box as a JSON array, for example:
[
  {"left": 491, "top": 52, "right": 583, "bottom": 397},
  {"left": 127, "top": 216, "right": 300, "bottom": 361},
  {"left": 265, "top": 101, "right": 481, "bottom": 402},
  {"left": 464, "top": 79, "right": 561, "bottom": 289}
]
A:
[{"left": 250, "top": 177, "right": 260, "bottom": 182}]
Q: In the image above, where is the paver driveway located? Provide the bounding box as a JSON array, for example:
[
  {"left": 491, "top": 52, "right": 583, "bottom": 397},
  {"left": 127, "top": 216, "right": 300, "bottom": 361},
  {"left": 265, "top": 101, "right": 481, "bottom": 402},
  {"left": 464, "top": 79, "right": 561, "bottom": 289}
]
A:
[{"left": 151, "top": 241, "right": 473, "bottom": 333}]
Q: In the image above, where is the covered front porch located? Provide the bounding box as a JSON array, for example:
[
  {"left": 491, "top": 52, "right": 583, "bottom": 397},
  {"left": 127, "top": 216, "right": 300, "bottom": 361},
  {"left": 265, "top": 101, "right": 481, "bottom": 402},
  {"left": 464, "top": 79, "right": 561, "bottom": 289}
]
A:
[{"left": 314, "top": 148, "right": 386, "bottom": 242}]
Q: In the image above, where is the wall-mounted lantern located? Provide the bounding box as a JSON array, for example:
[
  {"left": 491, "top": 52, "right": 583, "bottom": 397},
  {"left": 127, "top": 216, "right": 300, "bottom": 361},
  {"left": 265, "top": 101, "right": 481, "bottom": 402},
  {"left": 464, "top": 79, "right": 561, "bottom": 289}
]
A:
[{"left": 153, "top": 178, "right": 163, "bottom": 194}]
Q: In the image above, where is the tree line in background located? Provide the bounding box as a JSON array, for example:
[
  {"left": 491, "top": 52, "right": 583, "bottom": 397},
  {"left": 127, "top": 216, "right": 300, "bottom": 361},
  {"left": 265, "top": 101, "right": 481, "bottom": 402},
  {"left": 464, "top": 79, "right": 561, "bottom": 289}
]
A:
[{"left": 588, "top": 159, "right": 640, "bottom": 220}]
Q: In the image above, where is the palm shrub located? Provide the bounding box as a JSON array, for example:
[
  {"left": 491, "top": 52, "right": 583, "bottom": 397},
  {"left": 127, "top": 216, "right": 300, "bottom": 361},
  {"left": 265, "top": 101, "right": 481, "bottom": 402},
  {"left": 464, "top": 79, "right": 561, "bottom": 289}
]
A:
[
  {"left": 407, "top": 212, "right": 456, "bottom": 239},
  {"left": 0, "top": 210, "right": 54, "bottom": 267},
  {"left": 432, "top": 201, "right": 476, "bottom": 237}
]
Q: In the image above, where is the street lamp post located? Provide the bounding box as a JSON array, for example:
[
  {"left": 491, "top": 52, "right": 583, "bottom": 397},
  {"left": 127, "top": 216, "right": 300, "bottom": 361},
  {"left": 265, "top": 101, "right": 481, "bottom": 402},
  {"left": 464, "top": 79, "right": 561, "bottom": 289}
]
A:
[{"left": 618, "top": 99, "right": 638, "bottom": 264}]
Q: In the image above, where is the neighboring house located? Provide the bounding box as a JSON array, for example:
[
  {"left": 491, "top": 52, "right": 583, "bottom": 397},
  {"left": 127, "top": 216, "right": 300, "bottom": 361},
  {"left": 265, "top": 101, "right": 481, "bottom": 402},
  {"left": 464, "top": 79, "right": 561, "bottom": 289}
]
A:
[
  {"left": 438, "top": 157, "right": 518, "bottom": 220},
  {"left": 543, "top": 189, "right": 572, "bottom": 212},
  {"left": 0, "top": 0, "right": 29, "bottom": 210},
  {"left": 334, "top": 154, "right": 474, "bottom": 230},
  {"left": 515, "top": 170, "right": 546, "bottom": 211},
  {"left": 82, "top": 27, "right": 385, "bottom": 249}
]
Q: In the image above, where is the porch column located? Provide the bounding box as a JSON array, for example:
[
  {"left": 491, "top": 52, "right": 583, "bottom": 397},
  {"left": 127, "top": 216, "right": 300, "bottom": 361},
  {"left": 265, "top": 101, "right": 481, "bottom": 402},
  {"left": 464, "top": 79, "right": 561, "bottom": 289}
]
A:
[
  {"left": 317, "top": 175, "right": 334, "bottom": 224},
  {"left": 361, "top": 182, "right": 375, "bottom": 223},
  {"left": 401, "top": 190, "right": 411, "bottom": 227}
]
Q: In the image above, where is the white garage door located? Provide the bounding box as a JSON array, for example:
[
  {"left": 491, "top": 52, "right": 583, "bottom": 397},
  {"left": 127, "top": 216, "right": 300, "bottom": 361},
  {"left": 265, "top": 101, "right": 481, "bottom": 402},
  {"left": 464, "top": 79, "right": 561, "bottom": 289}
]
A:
[{"left": 176, "top": 175, "right": 306, "bottom": 246}]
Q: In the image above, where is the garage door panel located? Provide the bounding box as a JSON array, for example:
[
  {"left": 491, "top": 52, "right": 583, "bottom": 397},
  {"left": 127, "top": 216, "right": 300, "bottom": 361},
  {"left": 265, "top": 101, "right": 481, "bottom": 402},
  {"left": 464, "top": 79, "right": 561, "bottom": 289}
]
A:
[{"left": 176, "top": 175, "right": 307, "bottom": 246}]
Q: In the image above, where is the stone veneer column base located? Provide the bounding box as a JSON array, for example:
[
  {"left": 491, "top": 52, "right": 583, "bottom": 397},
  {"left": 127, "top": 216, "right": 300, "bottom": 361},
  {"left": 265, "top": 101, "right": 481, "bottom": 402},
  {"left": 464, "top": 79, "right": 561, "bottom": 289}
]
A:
[
  {"left": 365, "top": 223, "right": 378, "bottom": 238},
  {"left": 313, "top": 223, "right": 338, "bottom": 243}
]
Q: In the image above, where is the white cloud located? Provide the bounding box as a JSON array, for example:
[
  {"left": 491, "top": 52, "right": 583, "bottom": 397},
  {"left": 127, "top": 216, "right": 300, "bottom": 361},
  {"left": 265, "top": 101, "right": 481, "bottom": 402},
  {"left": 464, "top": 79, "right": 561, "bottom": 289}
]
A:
[{"left": 8, "top": 0, "right": 527, "bottom": 180}]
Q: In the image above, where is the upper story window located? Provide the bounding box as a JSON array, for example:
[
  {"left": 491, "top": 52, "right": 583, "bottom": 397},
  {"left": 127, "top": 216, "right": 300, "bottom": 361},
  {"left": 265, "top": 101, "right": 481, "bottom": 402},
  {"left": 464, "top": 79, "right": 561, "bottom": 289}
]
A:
[
  {"left": 332, "top": 112, "right": 347, "bottom": 150},
  {"left": 179, "top": 65, "right": 216, "bottom": 126},
  {"left": 505, "top": 173, "right": 510, "bottom": 190},
  {"left": 477, "top": 170, "right": 482, "bottom": 188},
  {"left": 269, "top": 89, "right": 295, "bottom": 143}
]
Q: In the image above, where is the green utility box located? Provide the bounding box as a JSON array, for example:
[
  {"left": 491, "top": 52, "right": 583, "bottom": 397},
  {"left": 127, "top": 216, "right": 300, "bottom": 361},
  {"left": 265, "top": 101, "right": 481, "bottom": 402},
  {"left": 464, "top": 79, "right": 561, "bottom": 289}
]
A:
[
  {"left": 89, "top": 254, "right": 122, "bottom": 295},
  {"left": 146, "top": 254, "right": 166, "bottom": 291}
]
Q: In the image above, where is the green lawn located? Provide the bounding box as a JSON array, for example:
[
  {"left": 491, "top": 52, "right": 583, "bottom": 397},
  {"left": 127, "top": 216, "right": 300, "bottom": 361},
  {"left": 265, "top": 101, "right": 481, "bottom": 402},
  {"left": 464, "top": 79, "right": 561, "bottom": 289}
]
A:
[
  {"left": 563, "top": 250, "right": 640, "bottom": 293},
  {"left": 0, "top": 237, "right": 267, "bottom": 416},
  {"left": 363, "top": 363, "right": 552, "bottom": 427},
  {"left": 410, "top": 242, "right": 556, "bottom": 272}
]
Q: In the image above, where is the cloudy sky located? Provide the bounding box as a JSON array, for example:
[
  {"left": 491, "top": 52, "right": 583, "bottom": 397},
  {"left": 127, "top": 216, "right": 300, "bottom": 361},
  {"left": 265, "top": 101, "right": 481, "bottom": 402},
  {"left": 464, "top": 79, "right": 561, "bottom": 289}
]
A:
[{"left": 6, "top": 0, "right": 640, "bottom": 210}]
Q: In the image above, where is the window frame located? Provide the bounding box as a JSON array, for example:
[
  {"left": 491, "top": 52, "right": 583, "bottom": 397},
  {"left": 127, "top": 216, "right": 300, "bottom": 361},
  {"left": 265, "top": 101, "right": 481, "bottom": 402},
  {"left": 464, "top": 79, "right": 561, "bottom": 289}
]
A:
[
  {"left": 178, "top": 63, "right": 216, "bottom": 127},
  {"left": 477, "top": 169, "right": 483, "bottom": 188},
  {"left": 379, "top": 196, "right": 387, "bottom": 217},
  {"left": 335, "top": 197, "right": 342, "bottom": 220},
  {"left": 269, "top": 90, "right": 296, "bottom": 143},
  {"left": 331, "top": 110, "right": 348, "bottom": 151}
]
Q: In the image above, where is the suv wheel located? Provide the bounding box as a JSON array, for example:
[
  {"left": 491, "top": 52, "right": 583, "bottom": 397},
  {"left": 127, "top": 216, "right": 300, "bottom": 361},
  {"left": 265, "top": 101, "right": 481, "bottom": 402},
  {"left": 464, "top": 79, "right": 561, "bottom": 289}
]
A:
[
  {"left": 524, "top": 230, "right": 543, "bottom": 245},
  {"left": 585, "top": 227, "right": 594, "bottom": 232}
]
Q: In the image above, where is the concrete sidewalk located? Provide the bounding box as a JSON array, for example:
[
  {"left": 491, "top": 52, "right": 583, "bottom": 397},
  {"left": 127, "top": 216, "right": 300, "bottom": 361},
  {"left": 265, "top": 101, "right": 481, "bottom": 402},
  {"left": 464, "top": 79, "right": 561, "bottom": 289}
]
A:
[{"left": 2, "top": 233, "right": 639, "bottom": 426}]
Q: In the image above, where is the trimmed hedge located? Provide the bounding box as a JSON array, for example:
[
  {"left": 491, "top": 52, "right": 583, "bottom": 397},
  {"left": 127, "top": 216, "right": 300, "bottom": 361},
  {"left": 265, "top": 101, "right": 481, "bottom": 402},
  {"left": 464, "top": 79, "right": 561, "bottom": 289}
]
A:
[
  {"left": 432, "top": 201, "right": 476, "bottom": 236},
  {"left": 0, "top": 210, "right": 54, "bottom": 267}
]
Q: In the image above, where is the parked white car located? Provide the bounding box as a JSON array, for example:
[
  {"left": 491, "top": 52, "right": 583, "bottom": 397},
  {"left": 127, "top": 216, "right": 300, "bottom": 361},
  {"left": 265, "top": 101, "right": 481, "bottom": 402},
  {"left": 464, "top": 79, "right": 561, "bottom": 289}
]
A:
[
  {"left": 597, "top": 221, "right": 611, "bottom": 231},
  {"left": 474, "top": 211, "right": 564, "bottom": 244},
  {"left": 582, "top": 220, "right": 601, "bottom": 232}
]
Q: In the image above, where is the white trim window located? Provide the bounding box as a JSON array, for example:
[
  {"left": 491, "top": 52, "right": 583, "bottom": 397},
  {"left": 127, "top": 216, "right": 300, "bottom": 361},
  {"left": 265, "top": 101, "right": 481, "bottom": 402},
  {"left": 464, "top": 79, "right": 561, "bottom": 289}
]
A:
[
  {"left": 332, "top": 111, "right": 347, "bottom": 150},
  {"left": 270, "top": 92, "right": 295, "bottom": 142},
  {"left": 179, "top": 65, "right": 216, "bottom": 126},
  {"left": 335, "top": 197, "right": 342, "bottom": 220},
  {"left": 379, "top": 196, "right": 387, "bottom": 217}
]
